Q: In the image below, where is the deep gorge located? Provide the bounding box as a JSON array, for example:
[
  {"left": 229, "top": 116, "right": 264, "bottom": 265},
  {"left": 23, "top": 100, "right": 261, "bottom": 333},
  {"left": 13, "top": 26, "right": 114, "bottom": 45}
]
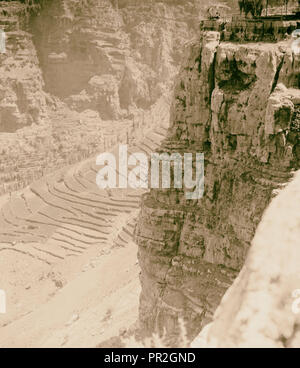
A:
[{"left": 0, "top": 0, "right": 300, "bottom": 348}]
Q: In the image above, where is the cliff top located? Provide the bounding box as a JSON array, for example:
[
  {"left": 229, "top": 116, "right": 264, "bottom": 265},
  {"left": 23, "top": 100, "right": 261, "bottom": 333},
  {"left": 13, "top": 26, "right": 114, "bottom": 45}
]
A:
[{"left": 201, "top": 16, "right": 300, "bottom": 42}]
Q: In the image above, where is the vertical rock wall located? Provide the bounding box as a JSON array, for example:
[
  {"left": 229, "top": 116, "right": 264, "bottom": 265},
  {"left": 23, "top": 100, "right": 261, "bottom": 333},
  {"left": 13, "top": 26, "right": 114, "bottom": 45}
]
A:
[
  {"left": 192, "top": 170, "right": 300, "bottom": 348},
  {"left": 0, "top": 1, "right": 48, "bottom": 132},
  {"left": 31, "top": 0, "right": 200, "bottom": 119},
  {"left": 135, "top": 30, "right": 300, "bottom": 343}
]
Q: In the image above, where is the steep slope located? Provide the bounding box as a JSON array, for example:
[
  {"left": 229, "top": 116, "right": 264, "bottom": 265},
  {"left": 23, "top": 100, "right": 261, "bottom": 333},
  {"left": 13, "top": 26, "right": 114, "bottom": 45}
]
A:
[
  {"left": 192, "top": 170, "right": 300, "bottom": 348},
  {"left": 0, "top": 0, "right": 200, "bottom": 196},
  {"left": 32, "top": 0, "right": 200, "bottom": 113},
  {"left": 135, "top": 29, "right": 300, "bottom": 343},
  {"left": 0, "top": 115, "right": 169, "bottom": 347},
  {"left": 0, "top": 1, "right": 48, "bottom": 132}
]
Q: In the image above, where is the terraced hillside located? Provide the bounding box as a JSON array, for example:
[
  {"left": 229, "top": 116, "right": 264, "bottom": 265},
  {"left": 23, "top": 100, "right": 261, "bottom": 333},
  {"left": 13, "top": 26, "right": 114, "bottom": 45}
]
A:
[{"left": 0, "top": 115, "right": 169, "bottom": 347}]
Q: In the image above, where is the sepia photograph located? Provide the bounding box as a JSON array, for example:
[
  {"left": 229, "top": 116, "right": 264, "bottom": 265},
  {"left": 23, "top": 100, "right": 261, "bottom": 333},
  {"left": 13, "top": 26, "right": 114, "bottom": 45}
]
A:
[{"left": 0, "top": 0, "right": 300, "bottom": 352}]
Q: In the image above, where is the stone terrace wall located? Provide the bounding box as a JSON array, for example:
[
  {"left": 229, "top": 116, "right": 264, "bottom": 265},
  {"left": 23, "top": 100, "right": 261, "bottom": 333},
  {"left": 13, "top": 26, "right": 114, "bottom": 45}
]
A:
[
  {"left": 0, "top": 96, "right": 170, "bottom": 196},
  {"left": 201, "top": 17, "right": 300, "bottom": 42}
]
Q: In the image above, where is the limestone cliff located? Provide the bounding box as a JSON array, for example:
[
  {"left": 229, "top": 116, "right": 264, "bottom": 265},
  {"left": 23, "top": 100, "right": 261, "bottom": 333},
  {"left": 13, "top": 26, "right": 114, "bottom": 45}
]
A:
[
  {"left": 192, "top": 170, "right": 300, "bottom": 348},
  {"left": 135, "top": 29, "right": 300, "bottom": 343},
  {"left": 32, "top": 0, "right": 200, "bottom": 117},
  {"left": 0, "top": 0, "right": 200, "bottom": 194},
  {"left": 0, "top": 1, "right": 48, "bottom": 132}
]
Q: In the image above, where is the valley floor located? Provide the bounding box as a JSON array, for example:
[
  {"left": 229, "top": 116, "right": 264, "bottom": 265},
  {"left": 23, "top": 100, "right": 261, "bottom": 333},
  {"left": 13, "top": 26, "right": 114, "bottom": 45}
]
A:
[{"left": 0, "top": 121, "right": 169, "bottom": 348}]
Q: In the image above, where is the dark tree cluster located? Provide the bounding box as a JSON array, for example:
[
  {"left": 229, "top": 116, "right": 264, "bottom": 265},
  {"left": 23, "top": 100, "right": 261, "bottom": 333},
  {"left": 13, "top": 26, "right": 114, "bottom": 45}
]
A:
[
  {"left": 238, "top": 0, "right": 292, "bottom": 17},
  {"left": 238, "top": 0, "right": 264, "bottom": 17}
]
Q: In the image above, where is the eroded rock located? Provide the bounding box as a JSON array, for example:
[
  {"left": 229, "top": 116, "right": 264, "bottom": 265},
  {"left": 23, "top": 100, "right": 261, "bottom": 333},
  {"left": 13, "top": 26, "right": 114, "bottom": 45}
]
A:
[
  {"left": 192, "top": 171, "right": 300, "bottom": 348},
  {"left": 135, "top": 30, "right": 300, "bottom": 344}
]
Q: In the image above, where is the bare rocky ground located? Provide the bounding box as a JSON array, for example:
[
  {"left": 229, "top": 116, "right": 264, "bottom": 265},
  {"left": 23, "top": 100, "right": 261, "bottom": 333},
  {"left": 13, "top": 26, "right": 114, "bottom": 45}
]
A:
[{"left": 0, "top": 116, "right": 169, "bottom": 348}]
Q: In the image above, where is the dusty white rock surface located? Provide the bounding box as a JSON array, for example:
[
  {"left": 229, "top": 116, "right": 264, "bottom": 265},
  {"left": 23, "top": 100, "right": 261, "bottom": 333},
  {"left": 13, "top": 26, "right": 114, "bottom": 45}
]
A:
[{"left": 192, "top": 171, "right": 300, "bottom": 348}]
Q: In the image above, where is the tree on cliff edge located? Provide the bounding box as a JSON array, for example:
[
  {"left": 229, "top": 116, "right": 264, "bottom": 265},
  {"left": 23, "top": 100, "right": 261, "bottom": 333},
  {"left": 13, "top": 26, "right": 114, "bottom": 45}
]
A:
[
  {"left": 238, "top": 0, "right": 264, "bottom": 17},
  {"left": 239, "top": 0, "right": 291, "bottom": 17}
]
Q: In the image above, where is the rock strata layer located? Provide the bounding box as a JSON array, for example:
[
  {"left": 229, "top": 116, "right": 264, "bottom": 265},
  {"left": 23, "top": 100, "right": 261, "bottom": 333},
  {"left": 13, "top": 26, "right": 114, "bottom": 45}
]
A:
[
  {"left": 0, "top": 0, "right": 199, "bottom": 195},
  {"left": 192, "top": 170, "right": 300, "bottom": 348},
  {"left": 135, "top": 29, "right": 300, "bottom": 343}
]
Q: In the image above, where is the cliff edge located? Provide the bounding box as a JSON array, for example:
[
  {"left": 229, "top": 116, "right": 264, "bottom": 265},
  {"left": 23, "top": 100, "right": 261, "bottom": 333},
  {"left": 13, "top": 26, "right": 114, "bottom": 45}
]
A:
[
  {"left": 192, "top": 170, "right": 300, "bottom": 348},
  {"left": 135, "top": 28, "right": 300, "bottom": 344}
]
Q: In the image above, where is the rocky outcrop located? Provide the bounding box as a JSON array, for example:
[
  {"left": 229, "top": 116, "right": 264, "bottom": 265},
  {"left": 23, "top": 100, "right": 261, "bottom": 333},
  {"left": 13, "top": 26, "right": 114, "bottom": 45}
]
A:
[
  {"left": 192, "top": 170, "right": 300, "bottom": 348},
  {"left": 32, "top": 0, "right": 200, "bottom": 118},
  {"left": 0, "top": 1, "right": 48, "bottom": 132},
  {"left": 135, "top": 29, "right": 300, "bottom": 344}
]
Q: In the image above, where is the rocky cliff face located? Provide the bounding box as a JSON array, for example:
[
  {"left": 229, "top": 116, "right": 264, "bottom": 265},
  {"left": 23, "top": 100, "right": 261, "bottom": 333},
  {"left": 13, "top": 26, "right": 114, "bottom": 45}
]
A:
[
  {"left": 0, "top": 0, "right": 200, "bottom": 194},
  {"left": 0, "top": 1, "right": 48, "bottom": 132},
  {"left": 32, "top": 0, "right": 199, "bottom": 117},
  {"left": 192, "top": 170, "right": 300, "bottom": 348},
  {"left": 135, "top": 29, "right": 300, "bottom": 343}
]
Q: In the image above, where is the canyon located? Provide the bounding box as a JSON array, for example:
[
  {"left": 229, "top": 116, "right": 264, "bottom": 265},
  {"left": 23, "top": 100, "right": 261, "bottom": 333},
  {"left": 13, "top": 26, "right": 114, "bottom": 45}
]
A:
[
  {"left": 0, "top": 0, "right": 199, "bottom": 347},
  {"left": 0, "top": 0, "right": 300, "bottom": 348},
  {"left": 0, "top": 0, "right": 199, "bottom": 195}
]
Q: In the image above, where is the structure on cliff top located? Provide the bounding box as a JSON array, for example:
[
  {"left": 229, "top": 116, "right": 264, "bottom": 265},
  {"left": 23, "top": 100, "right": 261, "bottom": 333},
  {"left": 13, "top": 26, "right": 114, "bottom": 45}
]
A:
[{"left": 202, "top": 0, "right": 300, "bottom": 42}]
